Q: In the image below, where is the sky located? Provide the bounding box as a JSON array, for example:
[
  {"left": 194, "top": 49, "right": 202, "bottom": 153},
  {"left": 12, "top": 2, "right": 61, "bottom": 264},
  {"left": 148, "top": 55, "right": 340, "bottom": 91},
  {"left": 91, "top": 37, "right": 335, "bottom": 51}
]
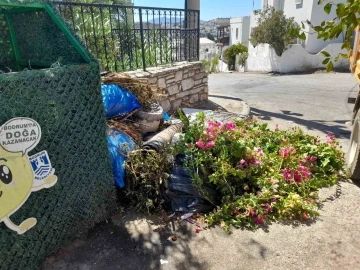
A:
[{"left": 134, "top": 0, "right": 263, "bottom": 21}]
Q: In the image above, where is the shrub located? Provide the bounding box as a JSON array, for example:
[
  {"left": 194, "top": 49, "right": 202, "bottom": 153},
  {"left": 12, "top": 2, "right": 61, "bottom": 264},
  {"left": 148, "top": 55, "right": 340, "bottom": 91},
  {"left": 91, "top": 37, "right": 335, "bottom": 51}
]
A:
[
  {"left": 224, "top": 44, "right": 248, "bottom": 70},
  {"left": 250, "top": 7, "right": 304, "bottom": 56},
  {"left": 173, "top": 114, "right": 344, "bottom": 232}
]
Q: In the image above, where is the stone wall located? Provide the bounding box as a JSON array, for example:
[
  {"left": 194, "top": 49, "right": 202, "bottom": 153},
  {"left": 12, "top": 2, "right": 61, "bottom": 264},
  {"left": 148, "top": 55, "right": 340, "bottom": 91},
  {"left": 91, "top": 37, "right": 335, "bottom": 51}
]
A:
[{"left": 125, "top": 61, "right": 208, "bottom": 112}]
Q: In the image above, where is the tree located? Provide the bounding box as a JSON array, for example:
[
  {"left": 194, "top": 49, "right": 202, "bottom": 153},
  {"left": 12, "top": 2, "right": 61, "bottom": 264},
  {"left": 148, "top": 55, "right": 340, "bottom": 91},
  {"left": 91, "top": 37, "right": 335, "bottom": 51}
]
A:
[
  {"left": 207, "top": 33, "right": 215, "bottom": 41},
  {"left": 224, "top": 43, "right": 248, "bottom": 70},
  {"left": 249, "top": 8, "right": 304, "bottom": 56},
  {"left": 309, "top": 0, "right": 360, "bottom": 71}
]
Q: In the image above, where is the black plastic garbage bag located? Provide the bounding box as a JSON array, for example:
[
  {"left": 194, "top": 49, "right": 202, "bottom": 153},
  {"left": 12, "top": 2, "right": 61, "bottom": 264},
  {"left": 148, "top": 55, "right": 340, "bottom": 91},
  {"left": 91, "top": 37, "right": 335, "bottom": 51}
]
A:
[{"left": 163, "top": 154, "right": 218, "bottom": 213}]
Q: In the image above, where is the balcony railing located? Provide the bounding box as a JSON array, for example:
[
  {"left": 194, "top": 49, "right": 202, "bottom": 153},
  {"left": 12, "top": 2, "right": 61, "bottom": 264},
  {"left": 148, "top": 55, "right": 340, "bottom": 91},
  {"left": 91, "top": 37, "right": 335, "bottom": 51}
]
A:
[{"left": 53, "top": 1, "right": 200, "bottom": 72}]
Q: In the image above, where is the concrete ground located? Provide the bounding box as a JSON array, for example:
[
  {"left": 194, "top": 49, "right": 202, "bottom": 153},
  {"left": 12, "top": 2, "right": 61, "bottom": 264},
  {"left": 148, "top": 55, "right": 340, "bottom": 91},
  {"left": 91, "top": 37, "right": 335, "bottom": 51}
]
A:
[{"left": 43, "top": 72, "right": 360, "bottom": 270}]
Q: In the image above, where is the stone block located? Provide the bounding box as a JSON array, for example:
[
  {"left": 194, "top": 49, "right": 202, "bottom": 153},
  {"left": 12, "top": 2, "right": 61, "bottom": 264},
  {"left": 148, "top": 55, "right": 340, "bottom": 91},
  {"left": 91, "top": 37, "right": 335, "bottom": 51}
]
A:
[
  {"left": 175, "top": 71, "right": 183, "bottom": 82},
  {"left": 195, "top": 79, "right": 202, "bottom": 85},
  {"left": 190, "top": 87, "right": 204, "bottom": 95},
  {"left": 172, "top": 99, "right": 183, "bottom": 111},
  {"left": 204, "top": 86, "right": 209, "bottom": 93},
  {"left": 158, "top": 78, "right": 166, "bottom": 88},
  {"left": 166, "top": 74, "right": 175, "bottom": 80},
  {"left": 167, "top": 78, "right": 175, "bottom": 85},
  {"left": 148, "top": 77, "right": 158, "bottom": 84},
  {"left": 167, "top": 84, "right": 179, "bottom": 95},
  {"left": 183, "top": 74, "right": 189, "bottom": 79},
  {"left": 200, "top": 93, "right": 208, "bottom": 101},
  {"left": 159, "top": 99, "right": 171, "bottom": 112},
  {"left": 189, "top": 71, "right": 195, "bottom": 77},
  {"left": 202, "top": 77, "right": 208, "bottom": 83},
  {"left": 189, "top": 94, "right": 199, "bottom": 104},
  {"left": 194, "top": 72, "right": 205, "bottom": 80},
  {"left": 175, "top": 91, "right": 190, "bottom": 99},
  {"left": 181, "top": 78, "right": 194, "bottom": 91}
]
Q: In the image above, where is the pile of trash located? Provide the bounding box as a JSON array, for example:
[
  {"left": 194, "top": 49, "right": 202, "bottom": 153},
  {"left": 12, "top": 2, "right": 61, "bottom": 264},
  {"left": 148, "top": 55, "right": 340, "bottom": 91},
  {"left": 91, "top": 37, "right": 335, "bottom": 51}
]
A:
[{"left": 100, "top": 73, "right": 248, "bottom": 225}]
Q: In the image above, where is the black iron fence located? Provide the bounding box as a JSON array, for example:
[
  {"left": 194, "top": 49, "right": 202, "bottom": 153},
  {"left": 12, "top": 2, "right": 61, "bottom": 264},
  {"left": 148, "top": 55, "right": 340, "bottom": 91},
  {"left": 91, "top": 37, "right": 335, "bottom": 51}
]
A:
[{"left": 53, "top": 1, "right": 200, "bottom": 72}]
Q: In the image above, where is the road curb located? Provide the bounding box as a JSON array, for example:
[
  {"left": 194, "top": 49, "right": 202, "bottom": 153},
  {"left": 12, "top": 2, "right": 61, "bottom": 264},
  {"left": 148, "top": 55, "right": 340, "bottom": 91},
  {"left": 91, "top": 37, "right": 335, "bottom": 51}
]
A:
[{"left": 208, "top": 94, "right": 251, "bottom": 119}]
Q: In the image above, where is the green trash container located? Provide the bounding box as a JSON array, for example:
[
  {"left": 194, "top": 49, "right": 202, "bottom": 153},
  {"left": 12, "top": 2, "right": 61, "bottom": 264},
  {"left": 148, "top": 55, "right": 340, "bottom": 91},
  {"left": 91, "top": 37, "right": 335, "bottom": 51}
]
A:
[{"left": 0, "top": 1, "right": 116, "bottom": 269}]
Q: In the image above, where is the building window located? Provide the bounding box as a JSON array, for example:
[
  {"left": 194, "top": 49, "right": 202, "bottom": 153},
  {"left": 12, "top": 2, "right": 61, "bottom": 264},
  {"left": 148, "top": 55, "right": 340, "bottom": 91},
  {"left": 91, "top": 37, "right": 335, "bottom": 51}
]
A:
[{"left": 236, "top": 28, "right": 239, "bottom": 39}]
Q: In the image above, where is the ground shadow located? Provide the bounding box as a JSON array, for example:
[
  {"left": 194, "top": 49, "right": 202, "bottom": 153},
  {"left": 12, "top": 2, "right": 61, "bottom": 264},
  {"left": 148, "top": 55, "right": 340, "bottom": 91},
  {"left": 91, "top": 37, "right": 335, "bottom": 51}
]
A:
[
  {"left": 252, "top": 107, "right": 351, "bottom": 139},
  {"left": 208, "top": 94, "right": 351, "bottom": 138},
  {"left": 42, "top": 210, "right": 209, "bottom": 270}
]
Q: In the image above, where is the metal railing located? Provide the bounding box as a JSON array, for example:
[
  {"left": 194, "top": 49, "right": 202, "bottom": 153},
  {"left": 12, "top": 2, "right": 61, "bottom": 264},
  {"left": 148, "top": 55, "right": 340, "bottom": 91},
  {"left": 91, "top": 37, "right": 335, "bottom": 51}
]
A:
[{"left": 53, "top": 1, "right": 200, "bottom": 72}]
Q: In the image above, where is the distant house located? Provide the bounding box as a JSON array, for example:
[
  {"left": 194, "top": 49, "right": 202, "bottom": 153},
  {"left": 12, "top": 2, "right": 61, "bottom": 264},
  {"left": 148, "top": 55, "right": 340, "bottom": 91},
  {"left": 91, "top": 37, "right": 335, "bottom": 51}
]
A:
[
  {"left": 249, "top": 0, "right": 345, "bottom": 54},
  {"left": 199, "top": 38, "right": 216, "bottom": 61},
  {"left": 229, "top": 16, "right": 250, "bottom": 46}
]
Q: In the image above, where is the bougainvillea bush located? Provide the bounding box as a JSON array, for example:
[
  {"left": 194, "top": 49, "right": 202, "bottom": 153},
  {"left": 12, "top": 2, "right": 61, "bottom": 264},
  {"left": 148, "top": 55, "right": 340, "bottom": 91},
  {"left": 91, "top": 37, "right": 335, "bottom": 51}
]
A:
[{"left": 173, "top": 113, "right": 345, "bottom": 231}]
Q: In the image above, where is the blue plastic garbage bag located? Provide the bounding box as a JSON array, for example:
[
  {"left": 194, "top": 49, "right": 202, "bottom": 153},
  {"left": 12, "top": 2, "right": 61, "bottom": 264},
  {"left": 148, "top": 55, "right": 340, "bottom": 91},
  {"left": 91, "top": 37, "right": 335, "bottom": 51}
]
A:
[
  {"left": 102, "top": 84, "right": 141, "bottom": 119},
  {"left": 107, "top": 129, "right": 136, "bottom": 188}
]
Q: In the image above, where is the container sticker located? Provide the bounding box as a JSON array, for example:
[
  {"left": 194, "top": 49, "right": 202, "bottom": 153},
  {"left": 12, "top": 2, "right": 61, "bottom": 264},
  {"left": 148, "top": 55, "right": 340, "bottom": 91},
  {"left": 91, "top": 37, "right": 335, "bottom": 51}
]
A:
[{"left": 0, "top": 117, "right": 57, "bottom": 235}]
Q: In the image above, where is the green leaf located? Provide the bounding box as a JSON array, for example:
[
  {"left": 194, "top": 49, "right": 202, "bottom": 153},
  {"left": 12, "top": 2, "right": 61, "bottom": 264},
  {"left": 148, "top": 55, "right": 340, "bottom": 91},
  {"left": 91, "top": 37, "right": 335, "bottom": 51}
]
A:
[
  {"left": 336, "top": 3, "right": 346, "bottom": 17},
  {"left": 301, "top": 22, "right": 305, "bottom": 29},
  {"left": 322, "top": 58, "right": 330, "bottom": 65},
  {"left": 341, "top": 42, "right": 351, "bottom": 51},
  {"left": 324, "top": 3, "right": 332, "bottom": 14},
  {"left": 326, "top": 61, "right": 334, "bottom": 72},
  {"left": 299, "top": 32, "right": 306, "bottom": 40},
  {"left": 321, "top": 51, "right": 330, "bottom": 57}
]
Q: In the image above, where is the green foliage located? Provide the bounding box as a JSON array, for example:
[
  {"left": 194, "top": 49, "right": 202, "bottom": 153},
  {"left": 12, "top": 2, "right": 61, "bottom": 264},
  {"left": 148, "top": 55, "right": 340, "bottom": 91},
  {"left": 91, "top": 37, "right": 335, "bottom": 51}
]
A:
[
  {"left": 309, "top": 0, "right": 360, "bottom": 71},
  {"left": 250, "top": 7, "right": 302, "bottom": 56},
  {"left": 238, "top": 52, "right": 249, "bottom": 68},
  {"left": 201, "top": 59, "right": 211, "bottom": 73},
  {"left": 207, "top": 33, "right": 215, "bottom": 41},
  {"left": 201, "top": 56, "right": 220, "bottom": 73},
  {"left": 224, "top": 44, "right": 248, "bottom": 70},
  {"left": 60, "top": 3, "right": 172, "bottom": 71},
  {"left": 125, "top": 149, "right": 170, "bottom": 213},
  {"left": 174, "top": 116, "right": 344, "bottom": 232},
  {"left": 211, "top": 55, "right": 220, "bottom": 72}
]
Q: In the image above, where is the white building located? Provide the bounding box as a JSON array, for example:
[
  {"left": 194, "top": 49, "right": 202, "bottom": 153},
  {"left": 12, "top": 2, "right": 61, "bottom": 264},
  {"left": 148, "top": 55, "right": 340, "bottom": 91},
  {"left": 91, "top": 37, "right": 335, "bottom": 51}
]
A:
[
  {"left": 199, "top": 38, "right": 216, "bottom": 61},
  {"left": 230, "top": 16, "right": 251, "bottom": 46},
  {"left": 249, "top": 0, "right": 345, "bottom": 54}
]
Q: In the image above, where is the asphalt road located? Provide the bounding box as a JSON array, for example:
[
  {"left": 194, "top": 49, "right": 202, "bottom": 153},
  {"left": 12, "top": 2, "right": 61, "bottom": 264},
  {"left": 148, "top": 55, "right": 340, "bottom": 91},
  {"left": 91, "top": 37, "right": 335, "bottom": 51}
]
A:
[
  {"left": 43, "top": 72, "right": 360, "bottom": 270},
  {"left": 209, "top": 72, "right": 357, "bottom": 149}
]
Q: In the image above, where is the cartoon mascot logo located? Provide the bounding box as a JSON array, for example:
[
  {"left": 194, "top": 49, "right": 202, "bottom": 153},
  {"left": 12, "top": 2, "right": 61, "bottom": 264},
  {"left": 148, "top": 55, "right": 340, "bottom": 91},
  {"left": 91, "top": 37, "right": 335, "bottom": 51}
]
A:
[{"left": 0, "top": 117, "right": 57, "bottom": 235}]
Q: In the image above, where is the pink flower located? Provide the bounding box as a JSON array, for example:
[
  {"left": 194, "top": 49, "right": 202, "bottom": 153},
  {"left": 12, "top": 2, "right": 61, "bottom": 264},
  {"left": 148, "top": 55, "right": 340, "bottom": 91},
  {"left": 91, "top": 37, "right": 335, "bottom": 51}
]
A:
[
  {"left": 196, "top": 140, "right": 206, "bottom": 149},
  {"left": 275, "top": 124, "right": 279, "bottom": 131},
  {"left": 253, "top": 160, "right": 261, "bottom": 166},
  {"left": 253, "top": 215, "right": 266, "bottom": 225},
  {"left": 205, "top": 140, "right": 216, "bottom": 149},
  {"left": 255, "top": 147, "right": 264, "bottom": 157},
  {"left": 326, "top": 133, "right": 336, "bottom": 144},
  {"left": 282, "top": 166, "right": 312, "bottom": 183},
  {"left": 225, "top": 122, "right": 236, "bottom": 131},
  {"left": 279, "top": 147, "right": 296, "bottom": 158},
  {"left": 249, "top": 210, "right": 257, "bottom": 217},
  {"left": 238, "top": 159, "right": 248, "bottom": 169},
  {"left": 310, "top": 156, "right": 317, "bottom": 162},
  {"left": 196, "top": 140, "right": 216, "bottom": 150},
  {"left": 264, "top": 203, "right": 273, "bottom": 214}
]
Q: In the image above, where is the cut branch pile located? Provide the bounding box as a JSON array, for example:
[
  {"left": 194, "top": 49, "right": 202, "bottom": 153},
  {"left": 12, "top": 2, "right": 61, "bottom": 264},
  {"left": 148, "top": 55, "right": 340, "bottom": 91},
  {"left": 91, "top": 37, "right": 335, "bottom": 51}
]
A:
[{"left": 102, "top": 73, "right": 166, "bottom": 109}]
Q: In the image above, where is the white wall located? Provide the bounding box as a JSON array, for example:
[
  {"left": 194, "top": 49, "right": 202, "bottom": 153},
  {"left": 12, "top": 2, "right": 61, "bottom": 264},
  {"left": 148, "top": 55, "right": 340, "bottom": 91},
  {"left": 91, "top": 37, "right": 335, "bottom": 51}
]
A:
[
  {"left": 230, "top": 16, "right": 251, "bottom": 46},
  {"left": 247, "top": 43, "right": 349, "bottom": 73},
  {"left": 271, "top": 0, "right": 345, "bottom": 54}
]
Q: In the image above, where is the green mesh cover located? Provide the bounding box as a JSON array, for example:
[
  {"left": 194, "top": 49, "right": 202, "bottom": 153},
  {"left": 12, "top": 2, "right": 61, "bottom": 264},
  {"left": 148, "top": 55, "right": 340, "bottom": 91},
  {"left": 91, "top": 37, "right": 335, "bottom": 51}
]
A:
[
  {"left": 0, "top": 14, "right": 13, "bottom": 71},
  {"left": 0, "top": 63, "right": 116, "bottom": 270},
  {"left": 12, "top": 10, "right": 86, "bottom": 65},
  {"left": 0, "top": 2, "right": 116, "bottom": 269}
]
